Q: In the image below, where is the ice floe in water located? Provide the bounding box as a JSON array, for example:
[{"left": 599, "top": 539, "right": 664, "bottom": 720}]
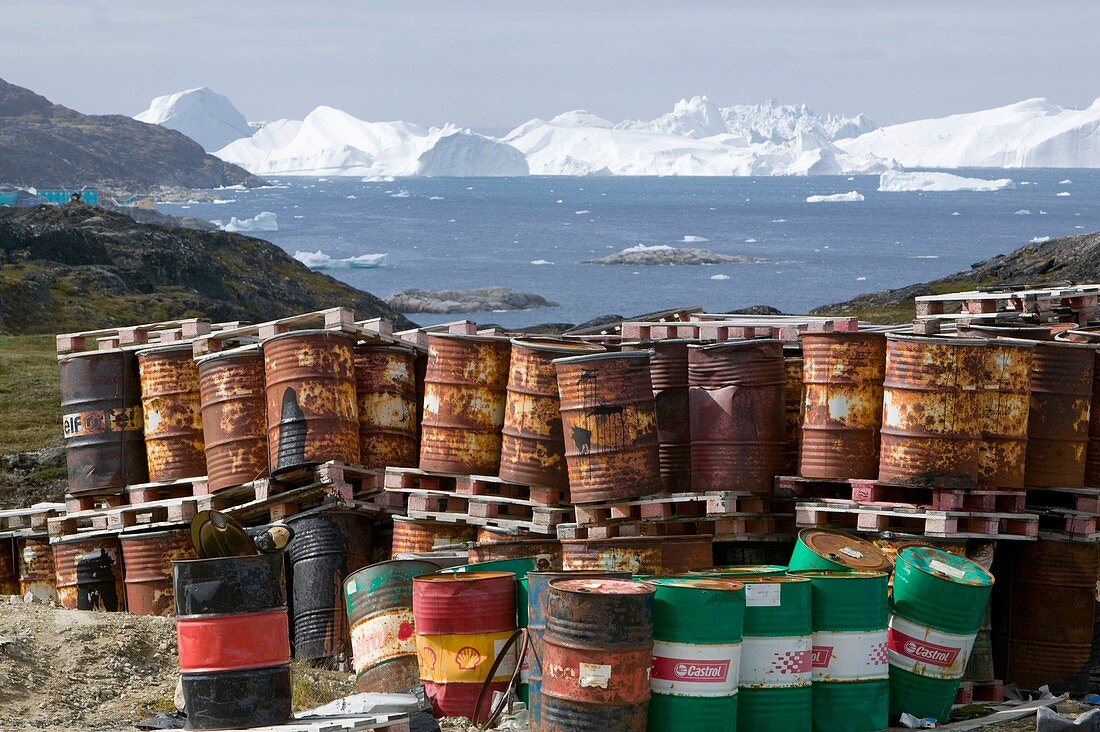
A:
[
  {"left": 1057, "top": 191, "right": 1071, "bottom": 197},
  {"left": 294, "top": 250, "right": 388, "bottom": 269},
  {"left": 878, "top": 170, "right": 1013, "bottom": 192},
  {"left": 221, "top": 211, "right": 278, "bottom": 232},
  {"left": 575, "top": 210, "right": 591, "bottom": 215},
  {"left": 1015, "top": 209, "right": 1032, "bottom": 215},
  {"left": 1030, "top": 236, "right": 1051, "bottom": 243},
  {"left": 909, "top": 255, "right": 940, "bottom": 259},
  {"left": 429, "top": 196, "right": 445, "bottom": 200},
  {"left": 530, "top": 259, "right": 553, "bottom": 265},
  {"left": 710, "top": 274, "right": 730, "bottom": 281},
  {"left": 806, "top": 191, "right": 864, "bottom": 203},
  {"left": 681, "top": 235, "right": 709, "bottom": 243},
  {"left": 390, "top": 190, "right": 410, "bottom": 198},
  {"left": 1059, "top": 179, "right": 1073, "bottom": 184}
]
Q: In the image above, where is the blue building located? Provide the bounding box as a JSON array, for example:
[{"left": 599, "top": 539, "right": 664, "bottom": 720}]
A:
[{"left": 36, "top": 187, "right": 100, "bottom": 206}]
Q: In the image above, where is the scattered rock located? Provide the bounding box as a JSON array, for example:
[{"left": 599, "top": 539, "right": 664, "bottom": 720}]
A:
[{"left": 386, "top": 287, "right": 559, "bottom": 314}]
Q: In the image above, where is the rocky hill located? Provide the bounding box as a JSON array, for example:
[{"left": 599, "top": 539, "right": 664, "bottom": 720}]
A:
[
  {"left": 0, "top": 203, "right": 414, "bottom": 334},
  {"left": 0, "top": 78, "right": 261, "bottom": 190},
  {"left": 814, "top": 230, "right": 1100, "bottom": 322}
]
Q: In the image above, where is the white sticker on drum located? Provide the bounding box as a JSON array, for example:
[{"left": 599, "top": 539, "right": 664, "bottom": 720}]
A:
[
  {"left": 929, "top": 559, "right": 966, "bottom": 580},
  {"left": 579, "top": 662, "right": 612, "bottom": 689},
  {"left": 745, "top": 583, "right": 781, "bottom": 607}
]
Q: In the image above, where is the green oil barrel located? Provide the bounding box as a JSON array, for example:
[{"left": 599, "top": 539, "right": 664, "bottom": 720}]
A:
[
  {"left": 788, "top": 528, "right": 890, "bottom": 573},
  {"left": 646, "top": 578, "right": 745, "bottom": 731},
  {"left": 690, "top": 565, "right": 788, "bottom": 578},
  {"left": 794, "top": 570, "right": 889, "bottom": 732},
  {"left": 889, "top": 547, "right": 993, "bottom": 722},
  {"left": 737, "top": 575, "right": 812, "bottom": 732}
]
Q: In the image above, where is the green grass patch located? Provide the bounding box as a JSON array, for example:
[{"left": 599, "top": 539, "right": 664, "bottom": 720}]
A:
[{"left": 0, "top": 334, "right": 62, "bottom": 454}]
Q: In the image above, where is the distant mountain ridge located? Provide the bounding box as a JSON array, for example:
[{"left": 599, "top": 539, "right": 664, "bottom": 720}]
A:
[{"left": 0, "top": 78, "right": 261, "bottom": 190}]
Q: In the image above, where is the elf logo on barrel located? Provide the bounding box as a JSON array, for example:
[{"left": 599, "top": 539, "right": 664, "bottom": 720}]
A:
[{"left": 653, "top": 657, "right": 730, "bottom": 682}]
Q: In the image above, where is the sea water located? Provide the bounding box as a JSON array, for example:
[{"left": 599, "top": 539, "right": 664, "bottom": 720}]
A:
[{"left": 160, "top": 170, "right": 1100, "bottom": 328}]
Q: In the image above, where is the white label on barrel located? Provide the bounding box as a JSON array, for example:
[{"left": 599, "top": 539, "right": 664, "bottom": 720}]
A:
[
  {"left": 744, "top": 583, "right": 781, "bottom": 607},
  {"left": 839, "top": 546, "right": 864, "bottom": 560},
  {"left": 887, "top": 615, "right": 975, "bottom": 680},
  {"left": 579, "top": 662, "right": 612, "bottom": 689},
  {"left": 650, "top": 640, "right": 741, "bottom": 697},
  {"left": 811, "top": 630, "right": 889, "bottom": 682},
  {"left": 493, "top": 638, "right": 519, "bottom": 678},
  {"left": 738, "top": 635, "right": 812, "bottom": 689},
  {"left": 929, "top": 559, "right": 966, "bottom": 580}
]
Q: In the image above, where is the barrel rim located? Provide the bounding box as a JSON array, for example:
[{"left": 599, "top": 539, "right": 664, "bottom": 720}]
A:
[
  {"left": 552, "top": 349, "right": 652, "bottom": 366},
  {"left": 57, "top": 347, "right": 132, "bottom": 362},
  {"left": 413, "top": 570, "right": 516, "bottom": 584},
  {"left": 732, "top": 575, "right": 810, "bottom": 584},
  {"left": 353, "top": 342, "right": 419, "bottom": 356},
  {"left": 885, "top": 333, "right": 990, "bottom": 346},
  {"left": 798, "top": 527, "right": 889, "bottom": 569},
  {"left": 195, "top": 344, "right": 262, "bottom": 365},
  {"left": 509, "top": 337, "right": 606, "bottom": 355},
  {"left": 787, "top": 569, "right": 889, "bottom": 580},
  {"left": 896, "top": 546, "right": 994, "bottom": 586},
  {"left": 52, "top": 534, "right": 122, "bottom": 546},
  {"left": 643, "top": 577, "right": 746, "bottom": 592},
  {"left": 620, "top": 338, "right": 702, "bottom": 347},
  {"left": 135, "top": 342, "right": 199, "bottom": 358},
  {"left": 1058, "top": 326, "right": 1100, "bottom": 343},
  {"left": 261, "top": 329, "right": 357, "bottom": 348},
  {"left": 344, "top": 558, "right": 442, "bottom": 591},
  {"left": 118, "top": 528, "right": 191, "bottom": 543},
  {"left": 548, "top": 577, "right": 655, "bottom": 595},
  {"left": 427, "top": 333, "right": 511, "bottom": 345},
  {"left": 801, "top": 331, "right": 887, "bottom": 344},
  {"left": 688, "top": 337, "right": 783, "bottom": 352}
]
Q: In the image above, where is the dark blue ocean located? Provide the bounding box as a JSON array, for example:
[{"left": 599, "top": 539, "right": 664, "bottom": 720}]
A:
[{"left": 159, "top": 171, "right": 1100, "bottom": 328}]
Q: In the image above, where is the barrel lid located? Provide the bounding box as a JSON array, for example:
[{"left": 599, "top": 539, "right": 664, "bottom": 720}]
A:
[
  {"left": 735, "top": 575, "right": 809, "bottom": 585},
  {"left": 645, "top": 577, "right": 745, "bottom": 592},
  {"left": 135, "top": 341, "right": 197, "bottom": 358},
  {"left": 510, "top": 337, "right": 606, "bottom": 355},
  {"left": 195, "top": 343, "right": 261, "bottom": 365},
  {"left": 801, "top": 331, "right": 885, "bottom": 343},
  {"left": 689, "top": 338, "right": 783, "bottom": 351},
  {"left": 190, "top": 510, "right": 258, "bottom": 559},
  {"left": 957, "top": 322, "right": 1054, "bottom": 340},
  {"left": 621, "top": 338, "right": 700, "bottom": 347},
  {"left": 551, "top": 349, "right": 652, "bottom": 366},
  {"left": 261, "top": 329, "right": 356, "bottom": 348},
  {"left": 550, "top": 577, "right": 654, "bottom": 595},
  {"left": 427, "top": 333, "right": 511, "bottom": 344},
  {"left": 798, "top": 528, "right": 890, "bottom": 571},
  {"left": 897, "top": 546, "right": 993, "bottom": 586},
  {"left": 118, "top": 528, "right": 189, "bottom": 543},
  {"left": 414, "top": 570, "right": 516, "bottom": 583},
  {"left": 693, "top": 564, "right": 787, "bottom": 576},
  {"left": 788, "top": 569, "right": 888, "bottom": 580},
  {"left": 52, "top": 533, "right": 120, "bottom": 546},
  {"left": 885, "top": 333, "right": 990, "bottom": 346},
  {"left": 1058, "top": 326, "right": 1100, "bottom": 344}
]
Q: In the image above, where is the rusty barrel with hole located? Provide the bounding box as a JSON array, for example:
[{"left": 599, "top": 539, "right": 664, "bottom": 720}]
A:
[
  {"left": 992, "top": 539, "right": 1098, "bottom": 692},
  {"left": 469, "top": 529, "right": 563, "bottom": 570},
  {"left": 622, "top": 339, "right": 695, "bottom": 493},
  {"left": 419, "top": 334, "right": 512, "bottom": 475},
  {"left": 262, "top": 330, "right": 359, "bottom": 474},
  {"left": 788, "top": 528, "right": 890, "bottom": 573},
  {"left": 561, "top": 535, "right": 713, "bottom": 575},
  {"left": 391, "top": 517, "right": 476, "bottom": 559},
  {"left": 688, "top": 339, "right": 786, "bottom": 493},
  {"left": 196, "top": 347, "right": 268, "bottom": 492},
  {"left": 1023, "top": 341, "right": 1094, "bottom": 488},
  {"left": 60, "top": 348, "right": 148, "bottom": 493},
  {"left": 53, "top": 535, "right": 125, "bottom": 611},
  {"left": 784, "top": 348, "right": 805, "bottom": 476},
  {"left": 344, "top": 559, "right": 440, "bottom": 693},
  {"left": 800, "top": 332, "right": 886, "bottom": 480},
  {"left": 17, "top": 536, "right": 56, "bottom": 601},
  {"left": 0, "top": 538, "right": 18, "bottom": 594},
  {"left": 879, "top": 335, "right": 985, "bottom": 488},
  {"left": 285, "top": 511, "right": 374, "bottom": 663},
  {"left": 354, "top": 343, "right": 419, "bottom": 470},
  {"left": 554, "top": 350, "right": 662, "bottom": 503},
  {"left": 974, "top": 339, "right": 1033, "bottom": 488},
  {"left": 120, "top": 529, "right": 196, "bottom": 616},
  {"left": 647, "top": 577, "right": 746, "bottom": 731},
  {"left": 174, "top": 553, "right": 292, "bottom": 730},
  {"left": 413, "top": 571, "right": 517, "bottom": 720},
  {"left": 540, "top": 577, "right": 655, "bottom": 732},
  {"left": 137, "top": 343, "right": 207, "bottom": 483},
  {"left": 500, "top": 339, "right": 605, "bottom": 491}
]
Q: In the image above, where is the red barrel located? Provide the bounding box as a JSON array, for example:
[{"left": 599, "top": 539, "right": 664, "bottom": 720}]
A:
[
  {"left": 689, "top": 340, "right": 786, "bottom": 493},
  {"left": 120, "top": 529, "right": 197, "bottom": 616},
  {"left": 413, "top": 572, "right": 517, "bottom": 721},
  {"left": 623, "top": 339, "right": 695, "bottom": 493}
]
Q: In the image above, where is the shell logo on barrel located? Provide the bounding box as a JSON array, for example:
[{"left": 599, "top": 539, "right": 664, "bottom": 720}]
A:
[
  {"left": 454, "top": 646, "right": 483, "bottom": 671},
  {"left": 420, "top": 646, "right": 438, "bottom": 672}
]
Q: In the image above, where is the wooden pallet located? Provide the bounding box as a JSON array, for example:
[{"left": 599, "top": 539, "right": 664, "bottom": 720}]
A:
[
  {"left": 128, "top": 475, "right": 210, "bottom": 504},
  {"left": 55, "top": 317, "right": 230, "bottom": 355},
  {"left": 1032, "top": 509, "right": 1100, "bottom": 540},
  {"left": 383, "top": 467, "right": 567, "bottom": 506},
  {"left": 775, "top": 475, "right": 1027, "bottom": 513},
  {"left": 557, "top": 513, "right": 782, "bottom": 540},
  {"left": 64, "top": 491, "right": 128, "bottom": 513},
  {"left": 915, "top": 283, "right": 1100, "bottom": 324},
  {"left": 0, "top": 503, "right": 66, "bottom": 536},
  {"left": 795, "top": 502, "right": 1038, "bottom": 539},
  {"left": 620, "top": 314, "right": 859, "bottom": 343},
  {"left": 387, "top": 485, "right": 567, "bottom": 535},
  {"left": 192, "top": 307, "right": 406, "bottom": 356},
  {"left": 572, "top": 491, "right": 771, "bottom": 526},
  {"left": 273, "top": 461, "right": 385, "bottom": 498},
  {"left": 1027, "top": 486, "right": 1100, "bottom": 514},
  {"left": 392, "top": 319, "right": 503, "bottom": 349}
]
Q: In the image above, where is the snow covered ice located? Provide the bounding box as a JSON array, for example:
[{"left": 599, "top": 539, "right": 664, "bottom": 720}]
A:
[
  {"left": 135, "top": 87, "right": 253, "bottom": 152},
  {"left": 293, "top": 250, "right": 388, "bottom": 270},
  {"left": 806, "top": 191, "right": 865, "bottom": 203},
  {"left": 878, "top": 170, "right": 1015, "bottom": 192},
  {"left": 221, "top": 211, "right": 278, "bottom": 232}
]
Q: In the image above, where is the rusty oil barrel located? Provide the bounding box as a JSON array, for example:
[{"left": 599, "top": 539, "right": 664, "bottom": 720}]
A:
[
  {"left": 196, "top": 347, "right": 268, "bottom": 492},
  {"left": 137, "top": 343, "right": 207, "bottom": 483},
  {"left": 623, "top": 339, "right": 695, "bottom": 493},
  {"left": 391, "top": 517, "right": 475, "bottom": 558},
  {"left": 500, "top": 338, "right": 605, "bottom": 490},
  {"left": 0, "top": 538, "right": 18, "bottom": 594},
  {"left": 419, "top": 334, "right": 511, "bottom": 476},
  {"left": 784, "top": 348, "right": 805, "bottom": 476},
  {"left": 972, "top": 339, "right": 1033, "bottom": 488},
  {"left": 992, "top": 539, "right": 1098, "bottom": 692},
  {"left": 540, "top": 577, "right": 655, "bottom": 731},
  {"left": 800, "top": 332, "right": 886, "bottom": 480},
  {"left": 345, "top": 559, "right": 440, "bottom": 693},
  {"left": 286, "top": 511, "right": 374, "bottom": 663},
  {"left": 1054, "top": 330, "right": 1100, "bottom": 487},
  {"left": 554, "top": 350, "right": 662, "bottom": 503},
  {"left": 53, "top": 534, "right": 125, "bottom": 611},
  {"left": 560, "top": 535, "right": 712, "bottom": 575},
  {"left": 413, "top": 571, "right": 517, "bottom": 720},
  {"left": 174, "top": 553, "right": 292, "bottom": 729},
  {"left": 354, "top": 344, "right": 419, "bottom": 470},
  {"left": 263, "top": 330, "right": 359, "bottom": 474},
  {"left": 18, "top": 536, "right": 56, "bottom": 601},
  {"left": 879, "top": 335, "right": 985, "bottom": 488},
  {"left": 119, "top": 528, "right": 196, "bottom": 616},
  {"left": 1024, "top": 341, "right": 1094, "bottom": 488},
  {"left": 59, "top": 348, "right": 147, "bottom": 493},
  {"left": 469, "top": 529, "right": 563, "bottom": 570},
  {"left": 688, "top": 339, "right": 786, "bottom": 494}
]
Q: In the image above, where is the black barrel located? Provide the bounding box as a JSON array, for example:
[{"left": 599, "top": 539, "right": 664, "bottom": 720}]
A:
[
  {"left": 173, "top": 553, "right": 292, "bottom": 730},
  {"left": 286, "top": 512, "right": 374, "bottom": 663}
]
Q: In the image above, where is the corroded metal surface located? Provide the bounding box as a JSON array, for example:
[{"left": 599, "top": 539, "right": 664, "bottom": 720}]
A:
[
  {"left": 391, "top": 517, "right": 475, "bottom": 558},
  {"left": 419, "top": 334, "right": 512, "bottom": 476},
  {"left": 1024, "top": 341, "right": 1094, "bottom": 488},
  {"left": 541, "top": 577, "right": 654, "bottom": 731},
  {"left": 1087, "top": 350, "right": 1100, "bottom": 487},
  {"left": 59, "top": 349, "right": 147, "bottom": 493},
  {"left": 560, "top": 535, "right": 712, "bottom": 575},
  {"left": 262, "top": 330, "right": 359, "bottom": 473},
  {"left": 120, "top": 529, "right": 196, "bottom": 616},
  {"left": 976, "top": 340, "right": 1033, "bottom": 488},
  {"left": 53, "top": 535, "right": 125, "bottom": 612},
  {"left": 0, "top": 538, "right": 18, "bottom": 595},
  {"left": 688, "top": 340, "right": 785, "bottom": 493},
  {"left": 623, "top": 340, "right": 695, "bottom": 493},
  {"left": 500, "top": 339, "right": 603, "bottom": 489},
  {"left": 197, "top": 349, "right": 268, "bottom": 492},
  {"left": 469, "top": 531, "right": 562, "bottom": 570},
  {"left": 17, "top": 536, "right": 56, "bottom": 601},
  {"left": 554, "top": 351, "right": 662, "bottom": 503},
  {"left": 354, "top": 344, "right": 419, "bottom": 470},
  {"left": 992, "top": 540, "right": 1098, "bottom": 692},
  {"left": 879, "top": 336, "right": 985, "bottom": 488},
  {"left": 783, "top": 351, "right": 804, "bottom": 477},
  {"left": 138, "top": 344, "right": 207, "bottom": 483},
  {"left": 800, "top": 332, "right": 886, "bottom": 480}
]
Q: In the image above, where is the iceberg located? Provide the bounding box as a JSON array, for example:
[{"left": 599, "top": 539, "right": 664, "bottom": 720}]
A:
[
  {"left": 806, "top": 191, "right": 865, "bottom": 203},
  {"left": 878, "top": 171, "right": 1015, "bottom": 192},
  {"left": 294, "top": 250, "right": 387, "bottom": 270},
  {"left": 135, "top": 87, "right": 253, "bottom": 152},
  {"left": 221, "top": 211, "right": 278, "bottom": 232}
]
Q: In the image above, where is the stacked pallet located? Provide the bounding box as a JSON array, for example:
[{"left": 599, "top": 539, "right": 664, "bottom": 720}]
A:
[{"left": 915, "top": 282, "right": 1100, "bottom": 325}]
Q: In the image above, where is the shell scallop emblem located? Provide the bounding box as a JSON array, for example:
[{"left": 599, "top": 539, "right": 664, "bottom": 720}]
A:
[
  {"left": 420, "top": 646, "right": 438, "bottom": 671},
  {"left": 454, "top": 645, "right": 483, "bottom": 670}
]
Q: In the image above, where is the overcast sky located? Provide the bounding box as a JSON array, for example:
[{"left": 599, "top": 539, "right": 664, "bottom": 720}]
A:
[{"left": 3, "top": 0, "right": 1098, "bottom": 130}]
